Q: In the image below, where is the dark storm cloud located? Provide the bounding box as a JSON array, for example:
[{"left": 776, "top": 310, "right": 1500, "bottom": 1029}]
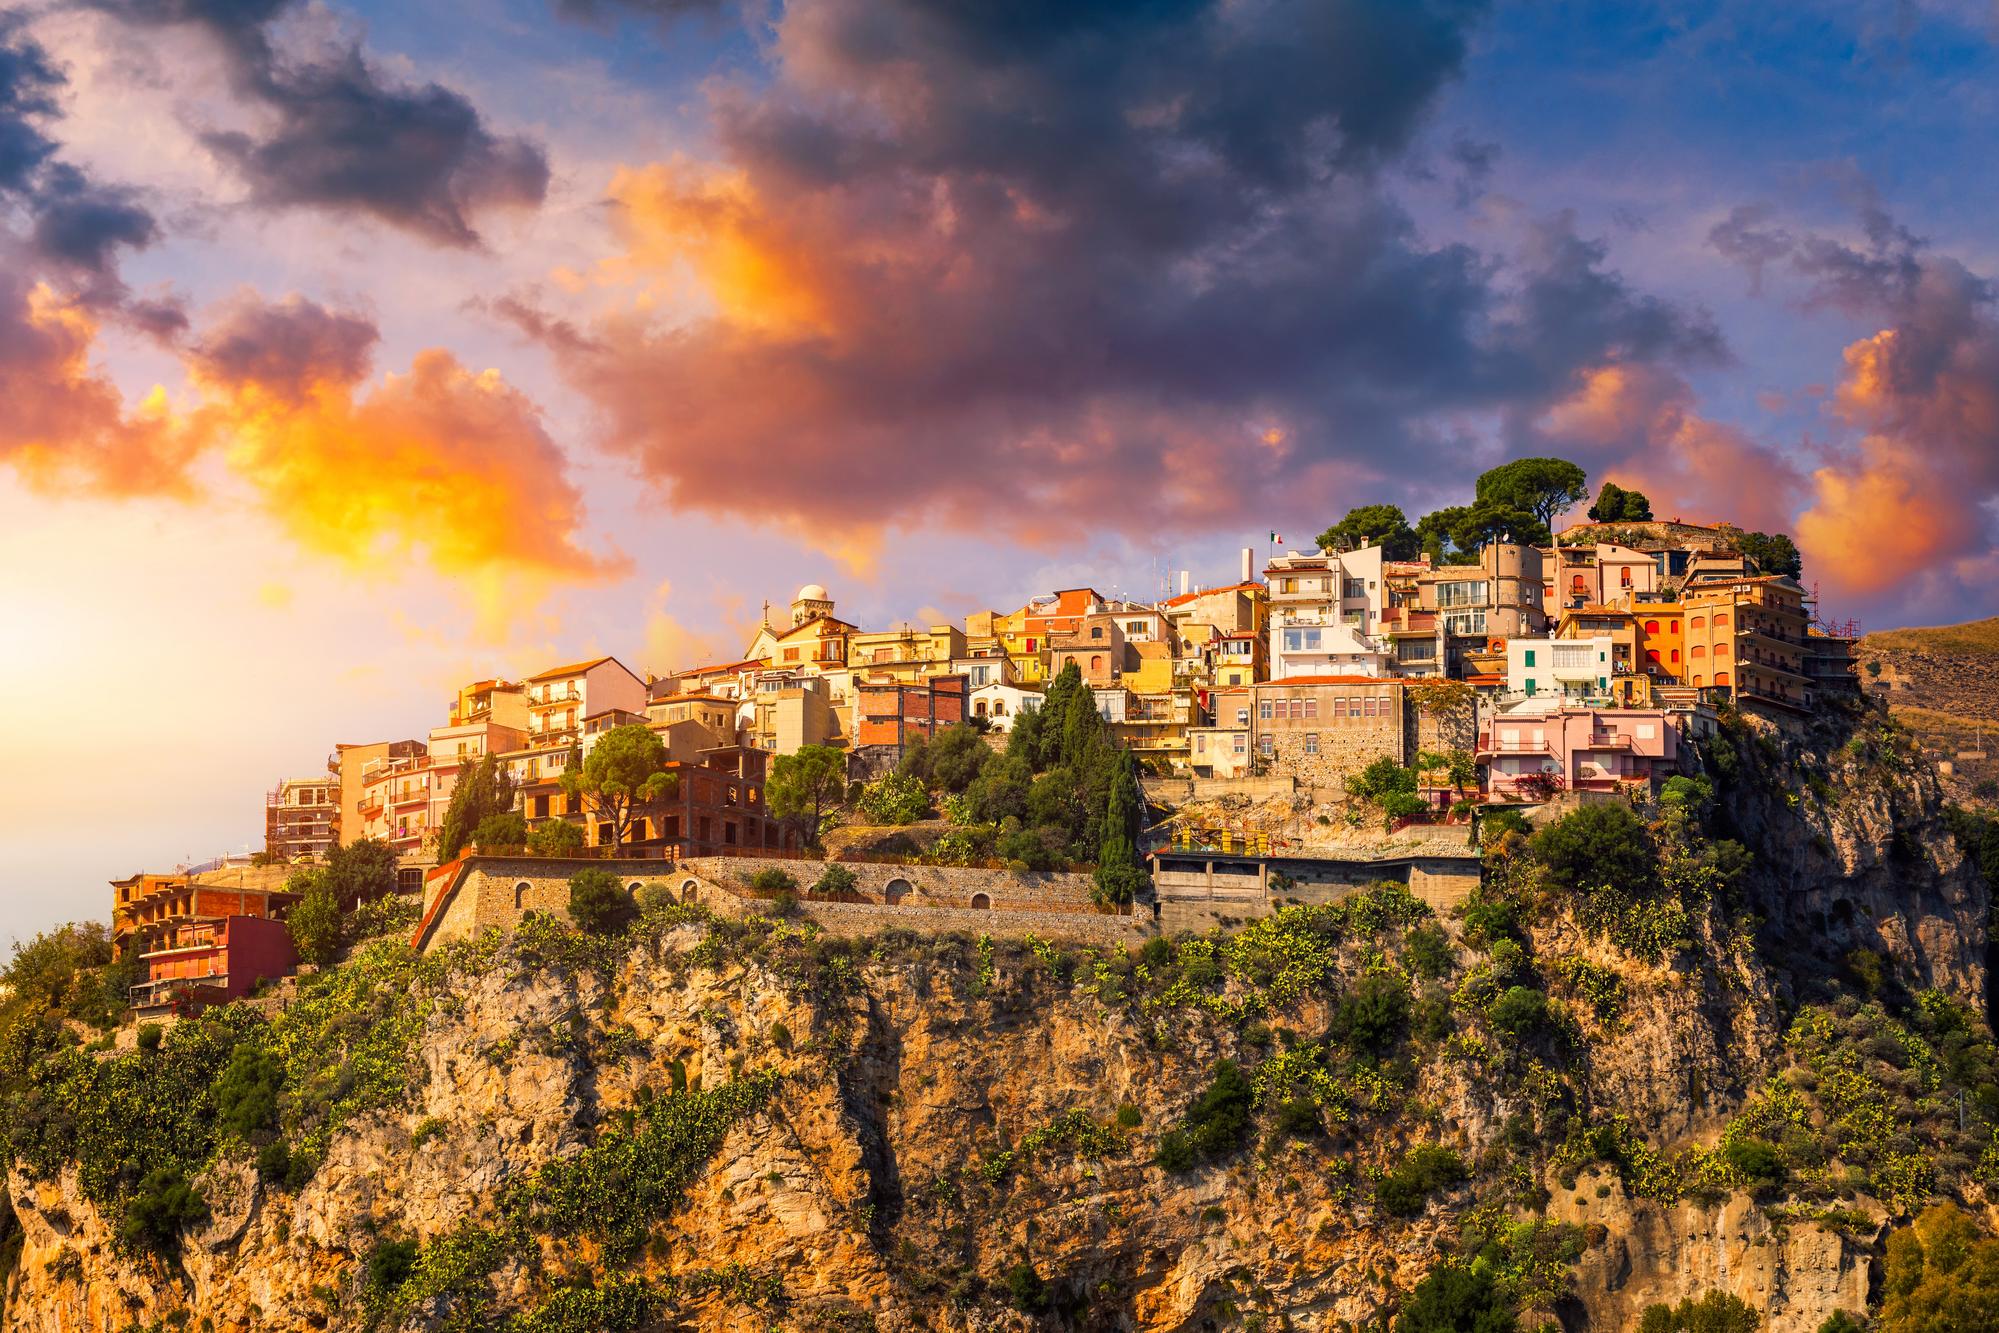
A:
[
  {"left": 29, "top": 164, "right": 159, "bottom": 275},
  {"left": 187, "top": 291, "right": 380, "bottom": 399},
  {"left": 0, "top": 21, "right": 61, "bottom": 194},
  {"left": 89, "top": 0, "right": 549, "bottom": 246},
  {"left": 514, "top": 0, "right": 1723, "bottom": 540}
]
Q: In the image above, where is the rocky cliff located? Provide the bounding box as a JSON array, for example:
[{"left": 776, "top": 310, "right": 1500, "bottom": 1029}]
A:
[{"left": 0, "top": 700, "right": 1991, "bottom": 1332}]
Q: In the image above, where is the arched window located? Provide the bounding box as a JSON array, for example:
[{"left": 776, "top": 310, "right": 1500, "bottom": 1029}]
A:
[
  {"left": 1715, "top": 671, "right": 1732, "bottom": 687},
  {"left": 1693, "top": 674, "right": 1705, "bottom": 687},
  {"left": 627, "top": 882, "right": 644, "bottom": 894},
  {"left": 1644, "top": 620, "right": 1660, "bottom": 635},
  {"left": 679, "top": 877, "right": 700, "bottom": 902},
  {"left": 1090, "top": 655, "right": 1103, "bottom": 671},
  {"left": 1646, "top": 649, "right": 1661, "bottom": 665},
  {"left": 884, "top": 877, "right": 912, "bottom": 904},
  {"left": 974, "top": 700, "right": 988, "bottom": 716},
  {"left": 969, "top": 892, "right": 992, "bottom": 910},
  {"left": 1690, "top": 615, "right": 1706, "bottom": 631},
  {"left": 1090, "top": 626, "right": 1104, "bottom": 640},
  {"left": 1714, "top": 644, "right": 1730, "bottom": 658},
  {"left": 994, "top": 701, "right": 1007, "bottom": 716},
  {"left": 1620, "top": 568, "right": 1632, "bottom": 587},
  {"left": 1570, "top": 575, "right": 1586, "bottom": 594},
  {"left": 1671, "top": 649, "right": 1680, "bottom": 664},
  {"left": 1691, "top": 644, "right": 1706, "bottom": 658},
  {"left": 1714, "top": 614, "right": 1730, "bottom": 629},
  {"left": 514, "top": 882, "right": 531, "bottom": 910}
]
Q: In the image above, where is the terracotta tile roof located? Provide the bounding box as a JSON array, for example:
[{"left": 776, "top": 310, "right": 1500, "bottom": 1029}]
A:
[
  {"left": 1159, "top": 581, "right": 1262, "bottom": 608},
  {"left": 528, "top": 656, "right": 618, "bottom": 682}
]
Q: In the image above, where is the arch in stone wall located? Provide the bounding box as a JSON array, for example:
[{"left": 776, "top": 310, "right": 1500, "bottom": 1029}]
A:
[
  {"left": 970, "top": 892, "right": 992, "bottom": 910},
  {"left": 627, "top": 881, "right": 644, "bottom": 894},
  {"left": 884, "top": 877, "right": 912, "bottom": 904},
  {"left": 680, "top": 877, "right": 701, "bottom": 902},
  {"left": 514, "top": 882, "right": 531, "bottom": 910}
]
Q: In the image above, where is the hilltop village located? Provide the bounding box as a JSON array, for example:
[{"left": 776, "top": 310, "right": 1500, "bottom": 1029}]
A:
[{"left": 113, "top": 461, "right": 1860, "bottom": 1018}]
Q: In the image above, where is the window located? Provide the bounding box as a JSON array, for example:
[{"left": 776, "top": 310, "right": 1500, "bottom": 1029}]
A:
[
  {"left": 1691, "top": 616, "right": 1706, "bottom": 630},
  {"left": 1302, "top": 698, "right": 1318, "bottom": 720},
  {"left": 1714, "top": 643, "right": 1730, "bottom": 658},
  {"left": 724, "top": 822, "right": 737, "bottom": 845},
  {"left": 1259, "top": 700, "right": 1274, "bottom": 720},
  {"left": 1343, "top": 578, "right": 1366, "bottom": 599},
  {"left": 1303, "top": 733, "right": 1319, "bottom": 755},
  {"left": 1233, "top": 734, "right": 1246, "bottom": 754},
  {"left": 1691, "top": 644, "right": 1707, "bottom": 658},
  {"left": 1435, "top": 580, "right": 1489, "bottom": 608},
  {"left": 1524, "top": 678, "right": 1537, "bottom": 695},
  {"left": 514, "top": 882, "right": 531, "bottom": 909},
  {"left": 1620, "top": 568, "right": 1632, "bottom": 587},
  {"left": 1258, "top": 735, "right": 1274, "bottom": 757},
  {"left": 1524, "top": 649, "right": 1536, "bottom": 667},
  {"left": 783, "top": 647, "right": 800, "bottom": 662},
  {"left": 1090, "top": 655, "right": 1104, "bottom": 672},
  {"left": 1671, "top": 649, "right": 1680, "bottom": 664},
  {"left": 1235, "top": 707, "right": 1249, "bottom": 726},
  {"left": 1645, "top": 620, "right": 1660, "bottom": 635},
  {"left": 1282, "top": 627, "right": 1323, "bottom": 653},
  {"left": 1442, "top": 610, "right": 1487, "bottom": 636},
  {"left": 1090, "top": 626, "right": 1104, "bottom": 640}
]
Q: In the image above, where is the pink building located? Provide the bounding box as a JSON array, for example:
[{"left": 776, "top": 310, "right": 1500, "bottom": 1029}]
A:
[
  {"left": 129, "top": 914, "right": 298, "bottom": 1017},
  {"left": 1477, "top": 700, "right": 1681, "bottom": 800}
]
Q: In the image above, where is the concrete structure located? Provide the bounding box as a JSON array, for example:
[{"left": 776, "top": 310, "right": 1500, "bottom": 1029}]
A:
[
  {"left": 264, "top": 777, "right": 337, "bottom": 861},
  {"left": 1049, "top": 607, "right": 1129, "bottom": 687},
  {"left": 524, "top": 656, "right": 649, "bottom": 751},
  {"left": 112, "top": 864, "right": 298, "bottom": 952},
  {"left": 1549, "top": 541, "right": 1658, "bottom": 612},
  {"left": 970, "top": 681, "right": 1040, "bottom": 730},
  {"left": 1477, "top": 698, "right": 1682, "bottom": 799},
  {"left": 751, "top": 673, "right": 845, "bottom": 754},
  {"left": 330, "top": 738, "right": 422, "bottom": 846},
  {"left": 1506, "top": 634, "right": 1616, "bottom": 702},
  {"left": 129, "top": 915, "right": 297, "bottom": 1017},
  {"left": 855, "top": 674, "right": 969, "bottom": 759},
  {"left": 1147, "top": 846, "right": 1480, "bottom": 929},
  {"left": 1683, "top": 575, "right": 1811, "bottom": 710},
  {"left": 1265, "top": 547, "right": 1391, "bottom": 678},
  {"left": 1250, "top": 676, "right": 1406, "bottom": 789},
  {"left": 411, "top": 853, "right": 1113, "bottom": 952},
  {"left": 355, "top": 747, "right": 443, "bottom": 854}
]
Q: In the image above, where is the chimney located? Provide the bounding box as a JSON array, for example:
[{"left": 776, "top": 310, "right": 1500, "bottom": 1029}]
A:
[
  {"left": 1179, "top": 570, "right": 1190, "bottom": 596},
  {"left": 1241, "top": 546, "right": 1254, "bottom": 584}
]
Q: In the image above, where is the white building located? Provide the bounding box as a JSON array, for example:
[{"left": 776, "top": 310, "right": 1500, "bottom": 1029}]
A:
[
  {"left": 1505, "top": 634, "right": 1616, "bottom": 701},
  {"left": 971, "top": 682, "right": 1041, "bottom": 731},
  {"left": 1265, "top": 546, "right": 1391, "bottom": 679}
]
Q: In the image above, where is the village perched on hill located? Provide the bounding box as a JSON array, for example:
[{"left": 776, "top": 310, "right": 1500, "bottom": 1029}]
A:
[{"left": 112, "top": 458, "right": 1863, "bottom": 1020}]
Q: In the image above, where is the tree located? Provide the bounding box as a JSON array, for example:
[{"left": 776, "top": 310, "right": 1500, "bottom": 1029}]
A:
[
  {"left": 1637, "top": 1291, "right": 1760, "bottom": 1333},
  {"left": 1416, "top": 500, "right": 1549, "bottom": 564},
  {"left": 1317, "top": 503, "right": 1420, "bottom": 560},
  {"left": 118, "top": 1167, "right": 208, "bottom": 1260},
  {"left": 860, "top": 772, "right": 930, "bottom": 824},
  {"left": 767, "top": 744, "right": 848, "bottom": 845},
  {"left": 1396, "top": 1260, "right": 1516, "bottom": 1333},
  {"left": 1588, "top": 480, "right": 1653, "bottom": 522},
  {"left": 437, "top": 755, "right": 517, "bottom": 860},
  {"left": 528, "top": 819, "right": 585, "bottom": 857},
  {"left": 1475, "top": 456, "right": 1589, "bottom": 531},
  {"left": 560, "top": 724, "right": 678, "bottom": 852},
  {"left": 470, "top": 811, "right": 529, "bottom": 851},
  {"left": 812, "top": 863, "right": 858, "bottom": 896},
  {"left": 323, "top": 838, "right": 397, "bottom": 908},
  {"left": 1531, "top": 802, "right": 1659, "bottom": 897},
  {"left": 1737, "top": 531, "right": 1802, "bottom": 578},
  {"left": 1093, "top": 755, "right": 1148, "bottom": 907},
  {"left": 568, "top": 867, "right": 635, "bottom": 934},
  {"left": 1877, "top": 1203, "right": 1999, "bottom": 1332},
  {"left": 285, "top": 869, "right": 344, "bottom": 965}
]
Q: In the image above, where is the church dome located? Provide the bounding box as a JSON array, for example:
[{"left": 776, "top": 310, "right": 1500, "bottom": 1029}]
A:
[{"left": 796, "top": 583, "right": 830, "bottom": 602}]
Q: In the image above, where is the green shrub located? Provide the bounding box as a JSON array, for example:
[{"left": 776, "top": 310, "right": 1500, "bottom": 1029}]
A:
[
  {"left": 1396, "top": 1259, "right": 1516, "bottom": 1332},
  {"left": 748, "top": 867, "right": 797, "bottom": 893},
  {"left": 1532, "top": 802, "right": 1659, "bottom": 897},
  {"left": 1720, "top": 1136, "right": 1785, "bottom": 1187},
  {"left": 136, "top": 1024, "right": 163, "bottom": 1054},
  {"left": 118, "top": 1168, "right": 208, "bottom": 1258},
  {"left": 471, "top": 811, "right": 529, "bottom": 851},
  {"left": 812, "top": 863, "right": 858, "bottom": 896},
  {"left": 211, "top": 1043, "right": 283, "bottom": 1138},
  {"left": 1487, "top": 986, "right": 1551, "bottom": 1036},
  {"left": 860, "top": 773, "right": 930, "bottom": 824},
  {"left": 1375, "top": 1145, "right": 1467, "bottom": 1217},
  {"left": 1404, "top": 924, "right": 1453, "bottom": 980},
  {"left": 285, "top": 872, "right": 344, "bottom": 966},
  {"left": 1637, "top": 1291, "right": 1759, "bottom": 1333},
  {"left": 1158, "top": 1061, "right": 1254, "bottom": 1171},
  {"left": 529, "top": 819, "right": 586, "bottom": 857},
  {"left": 1815, "top": 1315, "right": 1865, "bottom": 1333},
  {"left": 1006, "top": 1261, "right": 1047, "bottom": 1312},
  {"left": 568, "top": 869, "right": 635, "bottom": 935},
  {"left": 366, "top": 1237, "right": 420, "bottom": 1296},
  {"left": 1331, "top": 972, "right": 1410, "bottom": 1055}
]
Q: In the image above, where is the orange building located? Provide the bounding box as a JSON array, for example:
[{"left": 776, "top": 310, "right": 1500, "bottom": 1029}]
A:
[{"left": 1683, "top": 576, "right": 1810, "bottom": 710}]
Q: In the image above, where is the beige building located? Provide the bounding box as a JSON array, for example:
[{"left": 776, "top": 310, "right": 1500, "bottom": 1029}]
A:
[
  {"left": 524, "top": 656, "right": 649, "bottom": 750},
  {"left": 1251, "top": 676, "right": 1407, "bottom": 790}
]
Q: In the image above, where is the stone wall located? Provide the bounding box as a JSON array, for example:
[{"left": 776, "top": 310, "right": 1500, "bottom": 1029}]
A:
[
  {"left": 679, "top": 855, "right": 1100, "bottom": 912},
  {"left": 418, "top": 856, "right": 666, "bottom": 949},
  {"left": 1412, "top": 694, "right": 1477, "bottom": 756}
]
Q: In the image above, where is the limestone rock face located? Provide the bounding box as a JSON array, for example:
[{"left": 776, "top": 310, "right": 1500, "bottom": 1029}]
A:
[{"left": 0, "top": 711, "right": 1979, "bottom": 1331}]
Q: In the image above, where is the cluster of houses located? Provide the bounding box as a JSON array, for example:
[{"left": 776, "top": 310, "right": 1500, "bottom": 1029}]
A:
[{"left": 121, "top": 516, "right": 1852, "bottom": 1018}]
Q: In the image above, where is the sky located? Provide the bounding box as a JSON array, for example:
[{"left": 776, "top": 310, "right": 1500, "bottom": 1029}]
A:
[{"left": 3, "top": 0, "right": 1998, "bottom": 942}]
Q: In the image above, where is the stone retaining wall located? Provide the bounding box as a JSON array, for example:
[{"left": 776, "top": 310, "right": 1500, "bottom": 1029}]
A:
[{"left": 678, "top": 855, "right": 1100, "bottom": 912}]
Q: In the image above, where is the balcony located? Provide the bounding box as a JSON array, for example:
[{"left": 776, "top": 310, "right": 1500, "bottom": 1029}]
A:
[
  {"left": 1584, "top": 733, "right": 1634, "bottom": 750},
  {"left": 529, "top": 689, "right": 583, "bottom": 708}
]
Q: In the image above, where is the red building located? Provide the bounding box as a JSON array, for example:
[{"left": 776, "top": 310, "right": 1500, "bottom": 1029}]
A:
[
  {"left": 856, "top": 674, "right": 970, "bottom": 758},
  {"left": 129, "top": 915, "right": 298, "bottom": 1018}
]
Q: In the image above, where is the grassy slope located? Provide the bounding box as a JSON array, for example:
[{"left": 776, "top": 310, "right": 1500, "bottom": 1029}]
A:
[{"left": 1862, "top": 617, "right": 1999, "bottom": 657}]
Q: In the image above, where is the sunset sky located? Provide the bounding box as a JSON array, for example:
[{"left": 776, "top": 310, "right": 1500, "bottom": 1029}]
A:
[{"left": 4, "top": 0, "right": 1999, "bottom": 941}]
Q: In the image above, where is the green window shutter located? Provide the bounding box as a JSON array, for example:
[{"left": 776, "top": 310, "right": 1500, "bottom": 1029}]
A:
[{"left": 1524, "top": 649, "right": 1536, "bottom": 667}]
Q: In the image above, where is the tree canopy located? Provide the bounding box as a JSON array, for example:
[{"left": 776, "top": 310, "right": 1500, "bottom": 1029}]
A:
[
  {"left": 437, "top": 755, "right": 516, "bottom": 861},
  {"left": 323, "top": 838, "right": 397, "bottom": 908},
  {"left": 1416, "top": 500, "right": 1551, "bottom": 565},
  {"left": 1737, "top": 530, "right": 1802, "bottom": 579},
  {"left": 1474, "top": 456, "right": 1589, "bottom": 530},
  {"left": 1587, "top": 481, "right": 1654, "bottom": 522},
  {"left": 559, "top": 726, "right": 677, "bottom": 851},
  {"left": 1316, "top": 503, "right": 1420, "bottom": 560},
  {"left": 766, "top": 744, "right": 848, "bottom": 845}
]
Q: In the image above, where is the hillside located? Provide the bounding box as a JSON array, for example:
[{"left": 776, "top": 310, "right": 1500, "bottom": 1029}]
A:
[
  {"left": 1859, "top": 616, "right": 1999, "bottom": 805},
  {"left": 0, "top": 701, "right": 1993, "bottom": 1331}
]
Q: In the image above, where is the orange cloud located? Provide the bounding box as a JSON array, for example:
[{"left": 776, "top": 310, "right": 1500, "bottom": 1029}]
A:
[
  {"left": 1795, "top": 326, "right": 1999, "bottom": 599},
  {"left": 0, "top": 279, "right": 197, "bottom": 496},
  {"left": 186, "top": 294, "right": 623, "bottom": 587},
  {"left": 1536, "top": 363, "right": 1806, "bottom": 533}
]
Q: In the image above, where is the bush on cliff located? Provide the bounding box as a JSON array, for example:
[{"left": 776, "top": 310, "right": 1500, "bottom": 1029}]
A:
[
  {"left": 117, "top": 1167, "right": 208, "bottom": 1259},
  {"left": 529, "top": 819, "right": 586, "bottom": 857},
  {"left": 1157, "top": 1060, "right": 1254, "bottom": 1171},
  {"left": 1396, "top": 1259, "right": 1516, "bottom": 1332},
  {"left": 1637, "top": 1291, "right": 1759, "bottom": 1333},
  {"left": 1376, "top": 1144, "right": 1468, "bottom": 1217},
  {"left": 568, "top": 869, "right": 635, "bottom": 935},
  {"left": 470, "top": 811, "right": 529, "bottom": 852}
]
